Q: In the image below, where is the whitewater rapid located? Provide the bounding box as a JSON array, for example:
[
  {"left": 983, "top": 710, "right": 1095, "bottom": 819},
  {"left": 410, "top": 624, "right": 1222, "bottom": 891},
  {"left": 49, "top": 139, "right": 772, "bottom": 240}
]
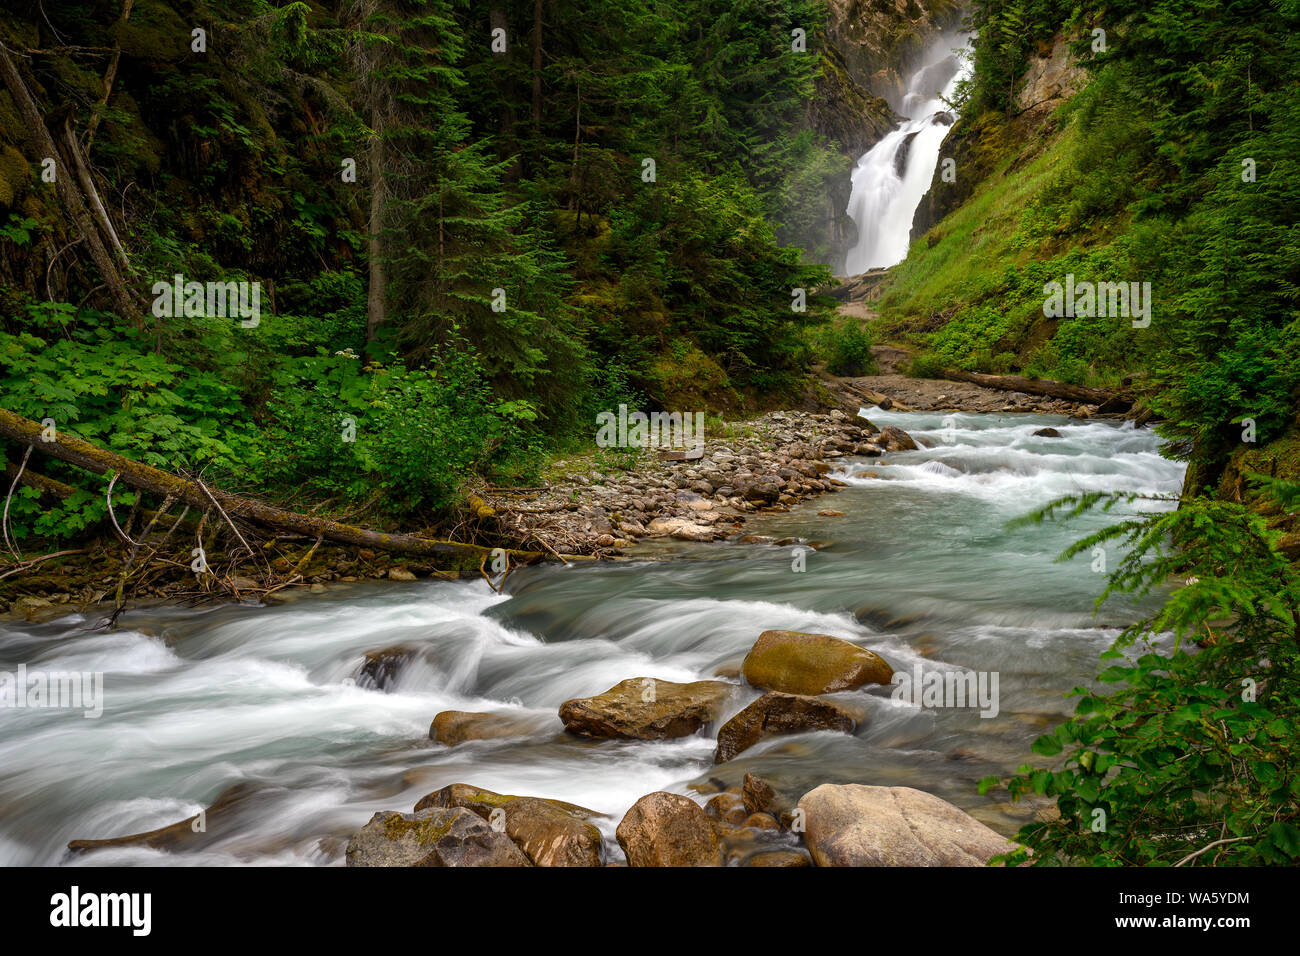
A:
[{"left": 0, "top": 412, "right": 1185, "bottom": 865}]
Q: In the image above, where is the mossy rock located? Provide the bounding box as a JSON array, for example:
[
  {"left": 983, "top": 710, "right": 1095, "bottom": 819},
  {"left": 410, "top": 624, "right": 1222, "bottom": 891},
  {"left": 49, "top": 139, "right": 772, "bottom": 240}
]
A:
[
  {"left": 111, "top": 0, "right": 191, "bottom": 62},
  {"left": 346, "top": 807, "right": 531, "bottom": 867},
  {"left": 1218, "top": 427, "right": 1300, "bottom": 525},
  {"left": 742, "top": 629, "right": 893, "bottom": 695},
  {"left": 413, "top": 784, "right": 604, "bottom": 867}
]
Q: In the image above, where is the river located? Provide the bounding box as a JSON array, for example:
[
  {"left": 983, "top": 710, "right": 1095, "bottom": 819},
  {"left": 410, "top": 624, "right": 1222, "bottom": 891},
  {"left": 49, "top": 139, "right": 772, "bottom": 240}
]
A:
[{"left": 0, "top": 410, "right": 1185, "bottom": 865}]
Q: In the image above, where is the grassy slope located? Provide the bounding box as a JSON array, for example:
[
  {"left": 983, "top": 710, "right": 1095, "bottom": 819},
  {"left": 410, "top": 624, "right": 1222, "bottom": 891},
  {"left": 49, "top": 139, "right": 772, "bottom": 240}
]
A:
[{"left": 868, "top": 95, "right": 1149, "bottom": 389}]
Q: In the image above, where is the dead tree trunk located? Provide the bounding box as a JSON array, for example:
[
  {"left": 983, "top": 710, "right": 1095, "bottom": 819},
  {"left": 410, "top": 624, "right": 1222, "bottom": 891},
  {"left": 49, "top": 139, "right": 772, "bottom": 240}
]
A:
[
  {"left": 0, "top": 407, "right": 574, "bottom": 562},
  {"left": 0, "top": 41, "right": 141, "bottom": 325},
  {"left": 937, "top": 368, "right": 1130, "bottom": 409},
  {"left": 83, "top": 0, "right": 134, "bottom": 151}
]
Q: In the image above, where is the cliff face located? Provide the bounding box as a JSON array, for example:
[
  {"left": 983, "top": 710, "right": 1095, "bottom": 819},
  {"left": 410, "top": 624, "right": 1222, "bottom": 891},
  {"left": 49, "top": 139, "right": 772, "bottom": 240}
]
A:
[{"left": 824, "top": 0, "right": 965, "bottom": 110}]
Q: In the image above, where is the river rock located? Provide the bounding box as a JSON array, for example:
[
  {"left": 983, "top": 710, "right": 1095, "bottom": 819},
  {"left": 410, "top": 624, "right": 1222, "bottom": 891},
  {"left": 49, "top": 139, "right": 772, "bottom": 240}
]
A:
[
  {"left": 355, "top": 645, "right": 418, "bottom": 691},
  {"left": 1032, "top": 427, "right": 1062, "bottom": 438},
  {"left": 741, "top": 630, "right": 892, "bottom": 695},
  {"left": 705, "top": 792, "right": 748, "bottom": 826},
  {"left": 741, "top": 772, "right": 782, "bottom": 817},
  {"left": 797, "top": 784, "right": 1017, "bottom": 867},
  {"left": 559, "top": 678, "right": 732, "bottom": 740},
  {"left": 878, "top": 425, "right": 919, "bottom": 451},
  {"left": 413, "top": 784, "right": 602, "bottom": 867},
  {"left": 345, "top": 807, "right": 531, "bottom": 867},
  {"left": 645, "top": 517, "right": 714, "bottom": 541},
  {"left": 745, "top": 849, "right": 813, "bottom": 867},
  {"left": 714, "top": 692, "right": 857, "bottom": 762},
  {"left": 616, "top": 792, "right": 722, "bottom": 867},
  {"left": 429, "top": 710, "right": 537, "bottom": 746}
]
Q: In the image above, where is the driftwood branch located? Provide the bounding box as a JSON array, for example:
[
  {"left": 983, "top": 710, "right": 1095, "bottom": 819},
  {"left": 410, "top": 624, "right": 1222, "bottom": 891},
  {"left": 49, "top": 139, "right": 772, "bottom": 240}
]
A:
[{"left": 3, "top": 445, "right": 33, "bottom": 560}]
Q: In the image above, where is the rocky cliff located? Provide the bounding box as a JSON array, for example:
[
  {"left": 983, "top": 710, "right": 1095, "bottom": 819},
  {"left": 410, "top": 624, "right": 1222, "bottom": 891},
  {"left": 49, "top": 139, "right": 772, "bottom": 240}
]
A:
[{"left": 911, "top": 34, "right": 1085, "bottom": 242}]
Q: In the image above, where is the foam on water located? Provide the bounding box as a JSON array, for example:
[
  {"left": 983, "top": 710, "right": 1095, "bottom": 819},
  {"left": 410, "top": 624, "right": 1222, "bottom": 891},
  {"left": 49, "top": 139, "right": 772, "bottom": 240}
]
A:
[{"left": 0, "top": 411, "right": 1186, "bottom": 864}]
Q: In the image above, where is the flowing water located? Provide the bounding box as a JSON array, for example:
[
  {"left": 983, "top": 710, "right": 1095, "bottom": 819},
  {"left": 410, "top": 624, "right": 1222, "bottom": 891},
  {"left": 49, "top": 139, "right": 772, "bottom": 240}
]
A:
[
  {"left": 0, "top": 412, "right": 1185, "bottom": 866},
  {"left": 843, "top": 34, "right": 972, "bottom": 273}
]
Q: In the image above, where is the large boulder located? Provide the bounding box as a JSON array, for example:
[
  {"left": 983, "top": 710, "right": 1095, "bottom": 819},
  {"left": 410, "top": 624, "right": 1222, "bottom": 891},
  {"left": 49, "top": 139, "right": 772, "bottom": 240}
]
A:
[
  {"left": 797, "top": 784, "right": 1017, "bottom": 867},
  {"left": 714, "top": 692, "right": 857, "bottom": 762},
  {"left": 345, "top": 807, "right": 532, "bottom": 867},
  {"left": 742, "top": 630, "right": 892, "bottom": 695},
  {"left": 429, "top": 710, "right": 537, "bottom": 746},
  {"left": 413, "top": 784, "right": 602, "bottom": 867},
  {"left": 559, "top": 678, "right": 732, "bottom": 740},
  {"left": 616, "top": 792, "right": 722, "bottom": 867}
]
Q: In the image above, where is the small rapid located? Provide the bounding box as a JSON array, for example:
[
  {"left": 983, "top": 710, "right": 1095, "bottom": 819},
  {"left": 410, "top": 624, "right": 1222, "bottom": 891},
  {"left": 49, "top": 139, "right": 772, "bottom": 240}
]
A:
[{"left": 0, "top": 412, "right": 1185, "bottom": 865}]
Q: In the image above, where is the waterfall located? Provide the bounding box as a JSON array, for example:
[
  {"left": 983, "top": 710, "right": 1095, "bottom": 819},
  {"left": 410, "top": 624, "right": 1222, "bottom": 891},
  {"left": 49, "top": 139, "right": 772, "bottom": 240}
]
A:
[{"left": 843, "top": 35, "right": 973, "bottom": 275}]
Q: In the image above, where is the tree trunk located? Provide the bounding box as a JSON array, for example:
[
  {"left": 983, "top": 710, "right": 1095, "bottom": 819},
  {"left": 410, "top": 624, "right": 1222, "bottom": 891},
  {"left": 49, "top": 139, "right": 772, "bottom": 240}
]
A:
[
  {"left": 62, "top": 116, "right": 129, "bottom": 268},
  {"left": 0, "top": 407, "right": 575, "bottom": 562},
  {"left": 531, "top": 0, "right": 543, "bottom": 133},
  {"left": 365, "top": 134, "right": 386, "bottom": 342},
  {"left": 937, "top": 368, "right": 1130, "bottom": 409},
  {"left": 0, "top": 41, "right": 141, "bottom": 325}
]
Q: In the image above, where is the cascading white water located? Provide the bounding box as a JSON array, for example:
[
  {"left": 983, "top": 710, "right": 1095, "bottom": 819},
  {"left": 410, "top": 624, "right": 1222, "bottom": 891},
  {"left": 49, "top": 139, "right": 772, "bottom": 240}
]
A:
[
  {"left": 0, "top": 413, "right": 1184, "bottom": 865},
  {"left": 843, "top": 35, "right": 973, "bottom": 274}
]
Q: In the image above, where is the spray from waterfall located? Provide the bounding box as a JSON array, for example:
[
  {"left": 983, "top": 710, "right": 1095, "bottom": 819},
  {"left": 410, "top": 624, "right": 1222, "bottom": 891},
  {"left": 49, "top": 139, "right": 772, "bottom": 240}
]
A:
[{"left": 843, "top": 34, "right": 973, "bottom": 274}]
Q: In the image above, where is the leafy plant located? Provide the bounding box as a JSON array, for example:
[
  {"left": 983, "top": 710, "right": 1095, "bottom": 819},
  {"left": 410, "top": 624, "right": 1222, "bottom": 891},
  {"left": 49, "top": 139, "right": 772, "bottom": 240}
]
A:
[{"left": 982, "top": 483, "right": 1300, "bottom": 866}]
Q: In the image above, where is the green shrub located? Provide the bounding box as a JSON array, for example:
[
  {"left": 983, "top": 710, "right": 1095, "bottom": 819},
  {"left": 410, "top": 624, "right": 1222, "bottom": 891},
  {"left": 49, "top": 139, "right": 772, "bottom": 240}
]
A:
[{"left": 823, "top": 321, "right": 878, "bottom": 377}]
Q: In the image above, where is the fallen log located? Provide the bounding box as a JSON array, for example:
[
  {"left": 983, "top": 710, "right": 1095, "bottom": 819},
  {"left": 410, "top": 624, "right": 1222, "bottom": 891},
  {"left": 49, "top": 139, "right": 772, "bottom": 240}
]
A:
[
  {"left": 936, "top": 368, "right": 1130, "bottom": 410},
  {"left": 0, "top": 407, "right": 576, "bottom": 562},
  {"left": 814, "top": 368, "right": 912, "bottom": 412}
]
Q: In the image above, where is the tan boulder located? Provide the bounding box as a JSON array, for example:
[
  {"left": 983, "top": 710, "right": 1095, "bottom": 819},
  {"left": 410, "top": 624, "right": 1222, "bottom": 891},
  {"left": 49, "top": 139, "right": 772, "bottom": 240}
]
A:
[
  {"left": 798, "top": 784, "right": 1017, "bottom": 866},
  {"left": 745, "top": 849, "right": 813, "bottom": 867},
  {"left": 429, "top": 710, "right": 537, "bottom": 746},
  {"left": 559, "top": 678, "right": 732, "bottom": 740},
  {"left": 616, "top": 792, "right": 722, "bottom": 867},
  {"left": 742, "top": 630, "right": 892, "bottom": 695}
]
